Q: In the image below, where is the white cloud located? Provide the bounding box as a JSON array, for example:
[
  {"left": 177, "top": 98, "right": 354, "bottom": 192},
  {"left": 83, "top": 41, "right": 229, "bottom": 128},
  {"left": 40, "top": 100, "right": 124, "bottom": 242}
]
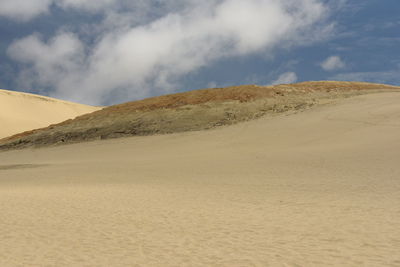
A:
[
  {"left": 0, "top": 0, "right": 119, "bottom": 20},
  {"left": 57, "top": 0, "right": 118, "bottom": 11},
  {"left": 0, "top": 0, "right": 52, "bottom": 21},
  {"left": 321, "top": 55, "right": 345, "bottom": 71},
  {"left": 8, "top": 0, "right": 331, "bottom": 105},
  {"left": 271, "top": 72, "right": 298, "bottom": 85},
  {"left": 7, "top": 33, "right": 85, "bottom": 95}
]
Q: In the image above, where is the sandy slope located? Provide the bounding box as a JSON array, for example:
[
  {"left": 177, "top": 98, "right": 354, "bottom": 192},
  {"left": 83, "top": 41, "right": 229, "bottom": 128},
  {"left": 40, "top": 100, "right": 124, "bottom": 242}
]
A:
[
  {"left": 0, "top": 89, "right": 100, "bottom": 139},
  {"left": 0, "top": 92, "right": 400, "bottom": 266}
]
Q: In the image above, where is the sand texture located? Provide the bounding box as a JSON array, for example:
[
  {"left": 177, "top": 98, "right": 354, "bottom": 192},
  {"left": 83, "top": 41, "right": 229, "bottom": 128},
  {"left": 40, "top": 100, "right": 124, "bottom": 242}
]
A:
[
  {"left": 0, "top": 89, "right": 100, "bottom": 139},
  {"left": 0, "top": 91, "right": 400, "bottom": 266}
]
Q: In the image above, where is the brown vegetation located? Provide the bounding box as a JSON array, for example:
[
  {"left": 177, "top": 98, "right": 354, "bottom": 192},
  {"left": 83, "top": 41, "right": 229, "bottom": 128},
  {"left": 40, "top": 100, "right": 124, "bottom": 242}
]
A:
[{"left": 0, "top": 81, "right": 398, "bottom": 150}]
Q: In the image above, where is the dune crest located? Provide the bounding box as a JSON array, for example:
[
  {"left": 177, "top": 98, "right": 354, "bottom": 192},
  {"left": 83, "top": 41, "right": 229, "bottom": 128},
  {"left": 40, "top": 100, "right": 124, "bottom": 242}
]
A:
[
  {"left": 1, "top": 81, "right": 399, "bottom": 149},
  {"left": 0, "top": 89, "right": 101, "bottom": 139}
]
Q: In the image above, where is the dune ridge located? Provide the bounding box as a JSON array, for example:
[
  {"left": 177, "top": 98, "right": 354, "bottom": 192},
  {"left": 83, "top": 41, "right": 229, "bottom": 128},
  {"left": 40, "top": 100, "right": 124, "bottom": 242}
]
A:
[
  {"left": 0, "top": 89, "right": 101, "bottom": 140},
  {"left": 1, "top": 81, "right": 399, "bottom": 150}
]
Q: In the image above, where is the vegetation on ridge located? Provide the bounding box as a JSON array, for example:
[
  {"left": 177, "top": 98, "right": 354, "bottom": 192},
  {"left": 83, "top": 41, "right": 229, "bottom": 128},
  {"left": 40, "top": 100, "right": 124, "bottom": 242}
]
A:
[{"left": 0, "top": 81, "right": 399, "bottom": 150}]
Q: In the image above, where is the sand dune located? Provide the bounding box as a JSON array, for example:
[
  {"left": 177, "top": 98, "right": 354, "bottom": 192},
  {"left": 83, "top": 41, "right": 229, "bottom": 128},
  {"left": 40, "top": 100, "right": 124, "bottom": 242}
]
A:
[
  {"left": 0, "top": 89, "right": 100, "bottom": 139},
  {"left": 1, "top": 91, "right": 400, "bottom": 266},
  {"left": 1, "top": 81, "right": 399, "bottom": 149}
]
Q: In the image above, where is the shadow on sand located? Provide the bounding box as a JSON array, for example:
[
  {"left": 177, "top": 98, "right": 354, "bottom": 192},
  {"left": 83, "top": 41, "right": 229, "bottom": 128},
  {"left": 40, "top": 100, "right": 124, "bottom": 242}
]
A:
[{"left": 0, "top": 164, "right": 48, "bottom": 171}]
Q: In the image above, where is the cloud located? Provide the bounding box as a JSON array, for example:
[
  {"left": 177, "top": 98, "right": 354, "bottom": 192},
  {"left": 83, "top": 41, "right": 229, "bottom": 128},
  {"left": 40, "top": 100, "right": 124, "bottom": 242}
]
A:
[
  {"left": 7, "top": 32, "right": 85, "bottom": 95},
  {"left": 0, "top": 0, "right": 197, "bottom": 21},
  {"left": 321, "top": 55, "right": 345, "bottom": 71},
  {"left": 271, "top": 72, "right": 298, "bottom": 85},
  {"left": 8, "top": 0, "right": 331, "bottom": 105},
  {"left": 0, "top": 0, "right": 120, "bottom": 21},
  {"left": 0, "top": 0, "right": 52, "bottom": 21},
  {"left": 57, "top": 0, "right": 119, "bottom": 11}
]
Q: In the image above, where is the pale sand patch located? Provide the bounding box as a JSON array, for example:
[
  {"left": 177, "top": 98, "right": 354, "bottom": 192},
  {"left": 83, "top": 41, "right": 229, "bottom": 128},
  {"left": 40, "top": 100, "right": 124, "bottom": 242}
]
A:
[
  {"left": 0, "top": 92, "right": 400, "bottom": 266},
  {"left": 0, "top": 89, "right": 100, "bottom": 139}
]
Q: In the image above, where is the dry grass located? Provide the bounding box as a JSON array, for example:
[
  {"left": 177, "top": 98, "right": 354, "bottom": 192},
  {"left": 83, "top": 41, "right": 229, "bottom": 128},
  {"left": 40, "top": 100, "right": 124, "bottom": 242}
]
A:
[{"left": 0, "top": 81, "right": 398, "bottom": 150}]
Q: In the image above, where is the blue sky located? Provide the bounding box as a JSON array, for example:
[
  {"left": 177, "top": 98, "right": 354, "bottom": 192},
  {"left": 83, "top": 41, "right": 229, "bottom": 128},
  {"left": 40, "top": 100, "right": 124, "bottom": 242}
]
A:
[{"left": 0, "top": 0, "right": 399, "bottom": 105}]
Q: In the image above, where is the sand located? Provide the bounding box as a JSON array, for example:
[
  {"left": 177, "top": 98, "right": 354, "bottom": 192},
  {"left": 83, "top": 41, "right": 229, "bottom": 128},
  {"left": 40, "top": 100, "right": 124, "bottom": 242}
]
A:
[
  {"left": 0, "top": 89, "right": 100, "bottom": 139},
  {"left": 0, "top": 92, "right": 400, "bottom": 266}
]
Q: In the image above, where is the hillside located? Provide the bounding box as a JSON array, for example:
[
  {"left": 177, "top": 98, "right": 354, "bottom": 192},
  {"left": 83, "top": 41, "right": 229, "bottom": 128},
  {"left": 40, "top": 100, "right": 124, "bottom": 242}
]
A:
[
  {"left": 0, "top": 89, "right": 101, "bottom": 139},
  {"left": 1, "top": 81, "right": 399, "bottom": 150}
]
